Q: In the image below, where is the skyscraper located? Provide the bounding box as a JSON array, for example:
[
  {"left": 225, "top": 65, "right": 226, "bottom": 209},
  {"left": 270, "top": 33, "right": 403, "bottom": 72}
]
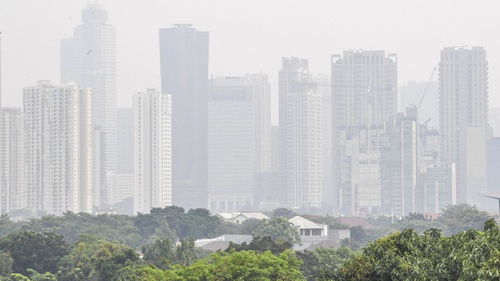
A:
[
  {"left": 1, "top": 108, "right": 25, "bottom": 214},
  {"left": 439, "top": 47, "right": 489, "bottom": 205},
  {"left": 207, "top": 75, "right": 270, "bottom": 212},
  {"left": 133, "top": 89, "right": 172, "bottom": 214},
  {"left": 61, "top": 4, "right": 116, "bottom": 208},
  {"left": 24, "top": 81, "right": 93, "bottom": 215},
  {"left": 117, "top": 108, "right": 134, "bottom": 174},
  {"left": 279, "top": 57, "right": 322, "bottom": 209},
  {"left": 159, "top": 24, "right": 209, "bottom": 209},
  {"left": 331, "top": 50, "right": 397, "bottom": 215}
]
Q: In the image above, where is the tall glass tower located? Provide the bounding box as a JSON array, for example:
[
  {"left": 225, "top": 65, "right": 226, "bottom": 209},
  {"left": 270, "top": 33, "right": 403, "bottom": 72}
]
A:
[{"left": 159, "top": 24, "right": 209, "bottom": 209}]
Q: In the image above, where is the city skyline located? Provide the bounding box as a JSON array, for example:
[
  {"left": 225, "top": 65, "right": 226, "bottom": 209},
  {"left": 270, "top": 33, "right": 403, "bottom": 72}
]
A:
[
  {"left": 1, "top": 1, "right": 500, "bottom": 125},
  {"left": 0, "top": 2, "right": 499, "bottom": 217}
]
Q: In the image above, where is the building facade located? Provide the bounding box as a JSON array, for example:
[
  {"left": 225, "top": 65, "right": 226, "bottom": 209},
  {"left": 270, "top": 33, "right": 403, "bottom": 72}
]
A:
[
  {"left": 61, "top": 3, "right": 117, "bottom": 208},
  {"left": 1, "top": 108, "right": 25, "bottom": 214},
  {"left": 331, "top": 50, "right": 398, "bottom": 215},
  {"left": 159, "top": 24, "right": 209, "bottom": 209},
  {"left": 279, "top": 57, "right": 322, "bottom": 209},
  {"left": 24, "top": 81, "right": 93, "bottom": 215},
  {"left": 133, "top": 89, "right": 172, "bottom": 214},
  {"left": 439, "top": 47, "right": 489, "bottom": 205}
]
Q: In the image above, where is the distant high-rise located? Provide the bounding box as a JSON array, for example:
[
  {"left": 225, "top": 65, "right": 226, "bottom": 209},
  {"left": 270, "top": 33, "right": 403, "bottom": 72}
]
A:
[
  {"left": 159, "top": 24, "right": 209, "bottom": 209},
  {"left": 24, "top": 81, "right": 93, "bottom": 215},
  {"left": 133, "top": 89, "right": 172, "bottom": 214},
  {"left": 61, "top": 4, "right": 117, "bottom": 208},
  {"left": 279, "top": 57, "right": 322, "bottom": 209},
  {"left": 1, "top": 108, "right": 25, "bottom": 214},
  {"left": 312, "top": 74, "right": 332, "bottom": 211},
  {"left": 439, "top": 47, "right": 489, "bottom": 205},
  {"left": 207, "top": 75, "right": 270, "bottom": 212},
  {"left": 331, "top": 50, "right": 397, "bottom": 215},
  {"left": 117, "top": 108, "right": 134, "bottom": 174},
  {"left": 380, "top": 107, "right": 419, "bottom": 217}
]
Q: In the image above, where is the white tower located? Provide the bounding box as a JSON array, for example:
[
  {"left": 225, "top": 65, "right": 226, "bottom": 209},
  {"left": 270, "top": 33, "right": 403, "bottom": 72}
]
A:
[{"left": 134, "top": 89, "right": 172, "bottom": 214}]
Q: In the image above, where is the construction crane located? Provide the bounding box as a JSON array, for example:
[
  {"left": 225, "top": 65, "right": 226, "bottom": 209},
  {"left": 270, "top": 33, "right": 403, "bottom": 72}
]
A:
[{"left": 413, "top": 66, "right": 437, "bottom": 111}]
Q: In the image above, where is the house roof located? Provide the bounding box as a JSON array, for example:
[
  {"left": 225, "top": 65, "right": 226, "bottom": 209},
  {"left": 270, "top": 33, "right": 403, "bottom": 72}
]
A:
[
  {"left": 338, "top": 217, "right": 374, "bottom": 229},
  {"left": 200, "top": 241, "right": 231, "bottom": 252},
  {"left": 304, "top": 240, "right": 340, "bottom": 251},
  {"left": 289, "top": 216, "right": 325, "bottom": 229},
  {"left": 217, "top": 212, "right": 241, "bottom": 220},
  {"left": 235, "top": 212, "right": 269, "bottom": 220}
]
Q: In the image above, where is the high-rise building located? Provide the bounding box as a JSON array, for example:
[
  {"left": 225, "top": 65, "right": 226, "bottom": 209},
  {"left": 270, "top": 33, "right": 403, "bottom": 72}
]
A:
[
  {"left": 207, "top": 75, "right": 270, "bottom": 212},
  {"left": 133, "top": 89, "right": 172, "bottom": 214},
  {"left": 24, "top": 81, "right": 93, "bottom": 215},
  {"left": 312, "top": 74, "right": 332, "bottom": 212},
  {"left": 380, "top": 107, "right": 419, "bottom": 217},
  {"left": 279, "top": 57, "right": 322, "bottom": 209},
  {"left": 1, "top": 108, "right": 25, "bottom": 214},
  {"left": 61, "top": 4, "right": 117, "bottom": 208},
  {"left": 208, "top": 77, "right": 255, "bottom": 212},
  {"left": 331, "top": 50, "right": 397, "bottom": 215},
  {"left": 159, "top": 24, "right": 209, "bottom": 209},
  {"left": 487, "top": 138, "right": 500, "bottom": 211},
  {"left": 117, "top": 108, "right": 134, "bottom": 174},
  {"left": 250, "top": 73, "right": 272, "bottom": 173},
  {"left": 439, "top": 47, "right": 489, "bottom": 205}
]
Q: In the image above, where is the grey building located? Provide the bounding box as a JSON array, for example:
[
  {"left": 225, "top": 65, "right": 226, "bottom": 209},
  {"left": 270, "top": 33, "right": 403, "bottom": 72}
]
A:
[
  {"left": 117, "top": 108, "right": 134, "bottom": 174},
  {"left": 159, "top": 24, "right": 209, "bottom": 209},
  {"left": 279, "top": 57, "right": 322, "bottom": 210},
  {"left": 439, "top": 47, "right": 489, "bottom": 205},
  {"left": 331, "top": 50, "right": 398, "bottom": 215}
]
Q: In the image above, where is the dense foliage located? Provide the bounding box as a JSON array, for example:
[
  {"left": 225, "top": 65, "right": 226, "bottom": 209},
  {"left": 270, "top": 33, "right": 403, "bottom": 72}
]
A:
[{"left": 0, "top": 204, "right": 495, "bottom": 280}]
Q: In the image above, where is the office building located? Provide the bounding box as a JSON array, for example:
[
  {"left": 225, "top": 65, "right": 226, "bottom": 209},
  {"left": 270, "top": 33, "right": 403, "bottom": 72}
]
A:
[
  {"left": 279, "top": 57, "right": 322, "bottom": 209},
  {"left": 24, "top": 81, "right": 93, "bottom": 215},
  {"left": 208, "top": 77, "right": 255, "bottom": 211},
  {"left": 159, "top": 24, "right": 209, "bottom": 209},
  {"left": 134, "top": 89, "right": 172, "bottom": 214},
  {"left": 439, "top": 47, "right": 489, "bottom": 205},
  {"left": 331, "top": 50, "right": 398, "bottom": 215}
]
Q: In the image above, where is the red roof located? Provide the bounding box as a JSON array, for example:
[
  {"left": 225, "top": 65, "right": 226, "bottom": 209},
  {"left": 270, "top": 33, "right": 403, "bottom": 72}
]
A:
[{"left": 338, "top": 217, "right": 374, "bottom": 229}]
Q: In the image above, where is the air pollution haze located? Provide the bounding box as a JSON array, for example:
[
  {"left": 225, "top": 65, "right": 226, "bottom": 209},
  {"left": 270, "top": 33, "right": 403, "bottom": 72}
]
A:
[
  {"left": 1, "top": 0, "right": 500, "bottom": 116},
  {"left": 0, "top": 1, "right": 499, "bottom": 218}
]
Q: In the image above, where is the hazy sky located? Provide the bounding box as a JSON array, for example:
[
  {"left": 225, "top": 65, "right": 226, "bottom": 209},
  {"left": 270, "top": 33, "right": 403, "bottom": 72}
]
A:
[{"left": 1, "top": 0, "right": 499, "bottom": 123}]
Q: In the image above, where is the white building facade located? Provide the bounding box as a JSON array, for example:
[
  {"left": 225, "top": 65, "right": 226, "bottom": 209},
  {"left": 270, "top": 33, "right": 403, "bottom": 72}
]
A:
[
  {"left": 61, "top": 3, "right": 117, "bottom": 209},
  {"left": 279, "top": 57, "right": 323, "bottom": 209},
  {"left": 133, "top": 89, "right": 172, "bottom": 214},
  {"left": 439, "top": 47, "right": 489, "bottom": 205},
  {"left": 24, "top": 81, "right": 93, "bottom": 215},
  {"left": 1, "top": 108, "right": 25, "bottom": 214}
]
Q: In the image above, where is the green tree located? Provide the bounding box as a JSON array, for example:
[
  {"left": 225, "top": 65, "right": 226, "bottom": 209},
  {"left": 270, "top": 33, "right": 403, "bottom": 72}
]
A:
[
  {"left": 272, "top": 208, "right": 296, "bottom": 218},
  {"left": 225, "top": 236, "right": 293, "bottom": 255},
  {"left": 254, "top": 216, "right": 301, "bottom": 244},
  {"left": 175, "top": 250, "right": 305, "bottom": 280},
  {"left": 0, "top": 252, "right": 13, "bottom": 277},
  {"left": 92, "top": 241, "right": 140, "bottom": 281},
  {"left": 438, "top": 203, "right": 492, "bottom": 235},
  {"left": 0, "top": 231, "right": 68, "bottom": 275},
  {"left": 142, "top": 237, "right": 175, "bottom": 269}
]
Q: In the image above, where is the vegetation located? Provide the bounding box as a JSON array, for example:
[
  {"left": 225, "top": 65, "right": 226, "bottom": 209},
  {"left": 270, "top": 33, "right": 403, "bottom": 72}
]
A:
[{"left": 0, "top": 204, "right": 495, "bottom": 280}]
